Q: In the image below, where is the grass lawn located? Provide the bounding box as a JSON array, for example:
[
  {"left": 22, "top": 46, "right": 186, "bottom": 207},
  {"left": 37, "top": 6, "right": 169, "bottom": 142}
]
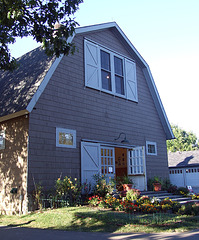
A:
[{"left": 1, "top": 206, "right": 199, "bottom": 233}]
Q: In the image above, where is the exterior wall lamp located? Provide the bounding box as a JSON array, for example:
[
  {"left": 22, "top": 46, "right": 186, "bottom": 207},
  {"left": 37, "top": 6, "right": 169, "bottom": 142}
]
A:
[{"left": 114, "top": 132, "right": 130, "bottom": 144}]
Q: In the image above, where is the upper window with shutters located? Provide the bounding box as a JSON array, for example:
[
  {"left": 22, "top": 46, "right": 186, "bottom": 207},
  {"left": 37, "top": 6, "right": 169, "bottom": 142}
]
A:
[{"left": 84, "top": 39, "right": 138, "bottom": 102}]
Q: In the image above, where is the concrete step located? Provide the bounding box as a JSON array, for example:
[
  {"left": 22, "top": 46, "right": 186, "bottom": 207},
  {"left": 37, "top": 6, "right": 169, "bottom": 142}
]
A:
[{"left": 140, "top": 191, "right": 193, "bottom": 203}]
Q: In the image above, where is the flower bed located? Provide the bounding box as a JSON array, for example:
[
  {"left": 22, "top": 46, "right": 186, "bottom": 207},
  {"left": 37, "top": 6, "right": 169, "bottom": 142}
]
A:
[{"left": 87, "top": 193, "right": 179, "bottom": 214}]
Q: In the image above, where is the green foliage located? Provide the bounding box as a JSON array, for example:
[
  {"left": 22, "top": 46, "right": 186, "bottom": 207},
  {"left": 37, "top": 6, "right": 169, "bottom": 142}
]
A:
[
  {"left": 126, "top": 188, "right": 140, "bottom": 201},
  {"left": 55, "top": 176, "right": 82, "bottom": 205},
  {"left": 33, "top": 182, "right": 43, "bottom": 210},
  {"left": 0, "top": 0, "right": 83, "bottom": 71},
  {"left": 120, "top": 175, "right": 133, "bottom": 184},
  {"left": 115, "top": 175, "right": 134, "bottom": 191},
  {"left": 161, "top": 178, "right": 172, "bottom": 191},
  {"left": 176, "top": 187, "right": 190, "bottom": 196},
  {"left": 192, "top": 194, "right": 199, "bottom": 200},
  {"left": 167, "top": 125, "right": 198, "bottom": 152},
  {"left": 103, "top": 195, "right": 122, "bottom": 211},
  {"left": 178, "top": 202, "right": 199, "bottom": 216},
  {"left": 147, "top": 176, "right": 162, "bottom": 191},
  {"left": 88, "top": 195, "right": 103, "bottom": 207},
  {"left": 93, "top": 174, "right": 115, "bottom": 198}
]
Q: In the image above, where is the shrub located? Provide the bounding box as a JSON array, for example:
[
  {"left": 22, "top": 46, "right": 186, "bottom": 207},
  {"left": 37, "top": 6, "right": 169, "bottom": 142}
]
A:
[
  {"left": 103, "top": 195, "right": 122, "bottom": 211},
  {"left": 93, "top": 174, "right": 115, "bottom": 198},
  {"left": 167, "top": 184, "right": 178, "bottom": 194},
  {"left": 161, "top": 178, "right": 172, "bottom": 191},
  {"left": 178, "top": 202, "right": 199, "bottom": 216},
  {"left": 178, "top": 202, "right": 194, "bottom": 215},
  {"left": 122, "top": 201, "right": 139, "bottom": 213},
  {"left": 126, "top": 188, "right": 140, "bottom": 201},
  {"left": 55, "top": 176, "right": 82, "bottom": 205},
  {"left": 176, "top": 187, "right": 189, "bottom": 196},
  {"left": 192, "top": 203, "right": 199, "bottom": 216},
  {"left": 139, "top": 203, "right": 159, "bottom": 214}
]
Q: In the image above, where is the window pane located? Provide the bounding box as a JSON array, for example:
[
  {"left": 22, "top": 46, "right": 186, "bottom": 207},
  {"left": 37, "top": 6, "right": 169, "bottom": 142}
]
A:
[
  {"left": 101, "top": 50, "right": 110, "bottom": 70},
  {"left": 148, "top": 144, "right": 155, "bottom": 153},
  {"left": 115, "top": 76, "right": 124, "bottom": 95},
  {"left": 101, "top": 70, "right": 112, "bottom": 91},
  {"left": 114, "top": 56, "right": 123, "bottom": 75},
  {"left": 59, "top": 132, "right": 73, "bottom": 145}
]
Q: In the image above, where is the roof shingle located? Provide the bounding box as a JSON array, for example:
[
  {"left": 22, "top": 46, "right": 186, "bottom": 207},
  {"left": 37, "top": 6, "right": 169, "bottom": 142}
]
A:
[
  {"left": 168, "top": 150, "right": 199, "bottom": 168},
  {"left": 0, "top": 47, "right": 55, "bottom": 117}
]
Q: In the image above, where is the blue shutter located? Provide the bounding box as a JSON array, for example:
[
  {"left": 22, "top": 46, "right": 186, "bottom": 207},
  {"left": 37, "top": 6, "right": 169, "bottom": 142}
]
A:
[
  {"left": 125, "top": 59, "right": 138, "bottom": 102},
  {"left": 84, "top": 40, "right": 100, "bottom": 89}
]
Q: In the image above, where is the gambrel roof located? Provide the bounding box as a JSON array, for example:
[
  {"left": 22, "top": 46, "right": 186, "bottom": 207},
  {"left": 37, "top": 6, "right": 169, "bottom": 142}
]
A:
[
  {"left": 0, "top": 22, "right": 174, "bottom": 139},
  {"left": 0, "top": 47, "right": 55, "bottom": 119}
]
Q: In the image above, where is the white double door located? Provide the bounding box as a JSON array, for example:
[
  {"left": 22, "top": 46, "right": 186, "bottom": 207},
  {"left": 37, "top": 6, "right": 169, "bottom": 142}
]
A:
[{"left": 81, "top": 142, "right": 146, "bottom": 190}]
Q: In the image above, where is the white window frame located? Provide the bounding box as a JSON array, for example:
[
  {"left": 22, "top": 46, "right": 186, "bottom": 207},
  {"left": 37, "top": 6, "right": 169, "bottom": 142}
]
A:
[
  {"left": 100, "top": 48, "right": 126, "bottom": 97},
  {"left": 56, "top": 128, "right": 76, "bottom": 148},
  {"left": 146, "top": 141, "right": 157, "bottom": 156},
  {"left": 84, "top": 39, "right": 137, "bottom": 102},
  {"left": 0, "top": 130, "right": 5, "bottom": 150}
]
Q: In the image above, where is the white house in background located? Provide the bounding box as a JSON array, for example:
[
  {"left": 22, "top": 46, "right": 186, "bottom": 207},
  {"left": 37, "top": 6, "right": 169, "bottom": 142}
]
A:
[{"left": 168, "top": 151, "right": 199, "bottom": 188}]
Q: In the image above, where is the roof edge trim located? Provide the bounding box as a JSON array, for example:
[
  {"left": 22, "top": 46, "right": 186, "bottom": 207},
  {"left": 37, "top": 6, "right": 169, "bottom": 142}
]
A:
[{"left": 0, "top": 110, "right": 29, "bottom": 123}]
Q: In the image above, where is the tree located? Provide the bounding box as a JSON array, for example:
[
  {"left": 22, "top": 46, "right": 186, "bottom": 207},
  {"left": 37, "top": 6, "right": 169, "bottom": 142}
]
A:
[
  {"left": 0, "top": 0, "right": 83, "bottom": 71},
  {"left": 167, "top": 125, "right": 198, "bottom": 152}
]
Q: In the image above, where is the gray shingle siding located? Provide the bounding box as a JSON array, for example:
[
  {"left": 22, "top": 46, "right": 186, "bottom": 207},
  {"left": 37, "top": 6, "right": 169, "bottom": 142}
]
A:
[{"left": 28, "top": 29, "right": 168, "bottom": 190}]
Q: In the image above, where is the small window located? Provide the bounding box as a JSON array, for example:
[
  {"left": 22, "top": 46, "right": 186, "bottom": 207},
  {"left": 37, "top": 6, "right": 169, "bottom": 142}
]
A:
[
  {"left": 56, "top": 128, "right": 76, "bottom": 148},
  {"left": 0, "top": 130, "right": 5, "bottom": 150},
  {"left": 146, "top": 141, "right": 157, "bottom": 155}
]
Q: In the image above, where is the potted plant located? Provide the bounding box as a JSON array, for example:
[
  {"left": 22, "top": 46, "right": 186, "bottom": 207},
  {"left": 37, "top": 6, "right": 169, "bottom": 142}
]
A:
[
  {"left": 120, "top": 175, "right": 134, "bottom": 192},
  {"left": 152, "top": 176, "right": 162, "bottom": 192}
]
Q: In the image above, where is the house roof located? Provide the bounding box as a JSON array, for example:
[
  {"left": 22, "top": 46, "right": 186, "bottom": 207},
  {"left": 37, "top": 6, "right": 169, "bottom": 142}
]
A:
[
  {"left": 168, "top": 151, "right": 199, "bottom": 168},
  {"left": 0, "top": 22, "right": 174, "bottom": 139},
  {"left": 0, "top": 47, "right": 56, "bottom": 120}
]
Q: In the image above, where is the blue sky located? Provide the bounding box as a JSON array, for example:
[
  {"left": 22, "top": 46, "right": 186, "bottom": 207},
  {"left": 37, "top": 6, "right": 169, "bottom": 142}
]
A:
[{"left": 9, "top": 0, "right": 199, "bottom": 138}]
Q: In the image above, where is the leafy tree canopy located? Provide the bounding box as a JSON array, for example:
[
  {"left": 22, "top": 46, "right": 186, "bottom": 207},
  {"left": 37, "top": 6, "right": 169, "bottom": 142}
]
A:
[
  {"left": 0, "top": 0, "right": 83, "bottom": 71},
  {"left": 167, "top": 125, "right": 198, "bottom": 152}
]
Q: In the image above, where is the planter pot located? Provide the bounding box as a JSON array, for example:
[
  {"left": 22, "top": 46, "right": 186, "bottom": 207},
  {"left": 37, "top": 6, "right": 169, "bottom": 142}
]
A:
[
  {"left": 153, "top": 183, "right": 161, "bottom": 191},
  {"left": 123, "top": 184, "right": 133, "bottom": 192}
]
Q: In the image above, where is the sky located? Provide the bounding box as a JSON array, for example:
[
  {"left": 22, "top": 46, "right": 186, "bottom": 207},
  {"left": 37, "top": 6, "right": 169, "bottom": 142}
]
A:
[{"left": 9, "top": 0, "right": 199, "bottom": 138}]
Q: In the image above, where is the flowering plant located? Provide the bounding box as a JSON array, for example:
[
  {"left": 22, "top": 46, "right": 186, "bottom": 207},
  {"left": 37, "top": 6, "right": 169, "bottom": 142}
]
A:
[
  {"left": 103, "top": 195, "right": 122, "bottom": 211},
  {"left": 137, "top": 195, "right": 150, "bottom": 205},
  {"left": 93, "top": 174, "right": 115, "bottom": 197},
  {"left": 139, "top": 203, "right": 159, "bottom": 214},
  {"left": 121, "top": 200, "right": 139, "bottom": 213},
  {"left": 192, "top": 194, "right": 199, "bottom": 200},
  {"left": 126, "top": 188, "right": 140, "bottom": 201},
  {"left": 88, "top": 195, "right": 103, "bottom": 207},
  {"left": 55, "top": 176, "right": 82, "bottom": 205}
]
